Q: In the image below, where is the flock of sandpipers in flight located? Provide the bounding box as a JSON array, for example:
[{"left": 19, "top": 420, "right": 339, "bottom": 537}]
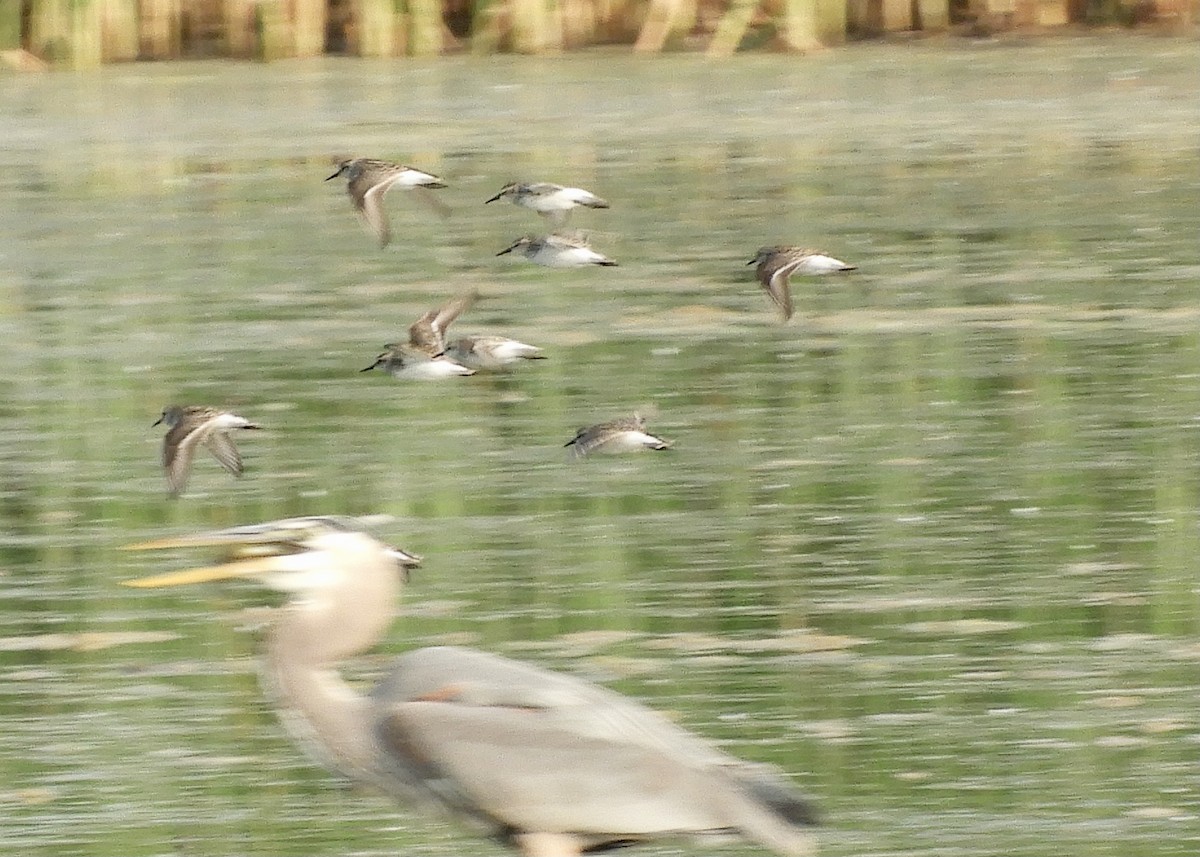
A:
[{"left": 154, "top": 157, "right": 857, "bottom": 497}]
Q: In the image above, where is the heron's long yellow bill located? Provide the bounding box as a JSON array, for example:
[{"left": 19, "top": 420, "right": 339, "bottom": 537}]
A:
[{"left": 121, "top": 556, "right": 279, "bottom": 589}]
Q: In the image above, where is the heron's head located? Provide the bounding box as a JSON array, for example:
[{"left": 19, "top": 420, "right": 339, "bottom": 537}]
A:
[{"left": 121, "top": 517, "right": 422, "bottom": 593}]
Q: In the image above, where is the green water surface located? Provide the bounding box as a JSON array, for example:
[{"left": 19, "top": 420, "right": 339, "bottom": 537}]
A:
[{"left": 1, "top": 36, "right": 1199, "bottom": 857}]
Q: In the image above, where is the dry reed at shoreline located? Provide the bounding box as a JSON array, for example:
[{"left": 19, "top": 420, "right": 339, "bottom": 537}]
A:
[{"left": 0, "top": 0, "right": 1193, "bottom": 68}]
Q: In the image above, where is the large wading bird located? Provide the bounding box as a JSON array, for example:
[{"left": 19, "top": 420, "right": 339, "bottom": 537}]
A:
[{"left": 123, "top": 516, "right": 818, "bottom": 857}]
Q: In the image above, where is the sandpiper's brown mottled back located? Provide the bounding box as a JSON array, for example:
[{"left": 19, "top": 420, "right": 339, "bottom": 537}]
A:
[
  {"left": 748, "top": 246, "right": 856, "bottom": 321},
  {"left": 565, "top": 414, "right": 672, "bottom": 459},
  {"left": 360, "top": 292, "right": 477, "bottom": 380},
  {"left": 326, "top": 157, "right": 449, "bottom": 247},
  {"left": 154, "top": 406, "right": 261, "bottom": 497},
  {"left": 485, "top": 182, "right": 609, "bottom": 227}
]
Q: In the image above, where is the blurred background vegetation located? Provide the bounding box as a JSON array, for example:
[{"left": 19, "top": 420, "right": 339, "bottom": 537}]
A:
[{"left": 0, "top": 0, "right": 1195, "bottom": 69}]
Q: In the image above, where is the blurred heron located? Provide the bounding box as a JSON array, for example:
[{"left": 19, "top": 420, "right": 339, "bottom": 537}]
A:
[{"left": 123, "top": 516, "right": 817, "bottom": 857}]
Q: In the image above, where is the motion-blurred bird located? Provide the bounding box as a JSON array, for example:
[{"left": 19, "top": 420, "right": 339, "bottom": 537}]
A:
[
  {"left": 360, "top": 292, "right": 477, "bottom": 380},
  {"left": 565, "top": 413, "right": 672, "bottom": 459},
  {"left": 122, "top": 515, "right": 818, "bottom": 857},
  {"left": 497, "top": 232, "right": 617, "bottom": 268},
  {"left": 154, "top": 406, "right": 260, "bottom": 497},
  {"left": 326, "top": 157, "right": 449, "bottom": 247},
  {"left": 748, "top": 246, "right": 856, "bottom": 322},
  {"left": 485, "top": 182, "right": 609, "bottom": 227},
  {"left": 443, "top": 336, "right": 546, "bottom": 372}
]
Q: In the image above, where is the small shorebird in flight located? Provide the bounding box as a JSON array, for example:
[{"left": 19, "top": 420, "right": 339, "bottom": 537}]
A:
[
  {"left": 443, "top": 335, "right": 546, "bottom": 373},
  {"left": 496, "top": 232, "right": 617, "bottom": 268},
  {"left": 565, "top": 413, "right": 672, "bottom": 459},
  {"left": 485, "top": 182, "right": 609, "bottom": 227},
  {"left": 360, "top": 292, "right": 477, "bottom": 380},
  {"left": 154, "top": 406, "right": 260, "bottom": 497},
  {"left": 747, "top": 246, "right": 857, "bottom": 322},
  {"left": 326, "top": 157, "right": 449, "bottom": 247}
]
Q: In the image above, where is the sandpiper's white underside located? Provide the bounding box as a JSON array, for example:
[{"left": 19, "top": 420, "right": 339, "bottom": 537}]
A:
[
  {"left": 532, "top": 245, "right": 610, "bottom": 267},
  {"left": 789, "top": 254, "right": 853, "bottom": 275},
  {"left": 387, "top": 357, "right": 475, "bottom": 380},
  {"left": 597, "top": 431, "right": 667, "bottom": 454},
  {"left": 522, "top": 187, "right": 605, "bottom": 213}
]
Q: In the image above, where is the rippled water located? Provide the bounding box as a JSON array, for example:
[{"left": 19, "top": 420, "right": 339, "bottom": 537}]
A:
[{"left": 2, "top": 37, "right": 1199, "bottom": 857}]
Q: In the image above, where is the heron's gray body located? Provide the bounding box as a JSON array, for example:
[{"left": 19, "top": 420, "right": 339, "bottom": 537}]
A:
[
  {"left": 363, "top": 645, "right": 815, "bottom": 852},
  {"left": 126, "top": 518, "right": 816, "bottom": 857}
]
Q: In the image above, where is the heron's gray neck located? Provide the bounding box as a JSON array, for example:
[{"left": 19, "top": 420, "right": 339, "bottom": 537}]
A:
[
  {"left": 261, "top": 632, "right": 376, "bottom": 784},
  {"left": 259, "top": 569, "right": 399, "bottom": 785}
]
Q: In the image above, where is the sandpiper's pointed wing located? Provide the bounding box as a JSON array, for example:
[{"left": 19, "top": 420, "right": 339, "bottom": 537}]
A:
[
  {"left": 203, "top": 433, "right": 245, "bottom": 478},
  {"left": 161, "top": 410, "right": 214, "bottom": 496},
  {"left": 414, "top": 185, "right": 452, "bottom": 219},
  {"left": 756, "top": 248, "right": 811, "bottom": 322},
  {"left": 542, "top": 230, "right": 617, "bottom": 265},
  {"left": 476, "top": 336, "right": 545, "bottom": 361},
  {"left": 429, "top": 291, "right": 475, "bottom": 337},
  {"left": 763, "top": 269, "right": 794, "bottom": 321},
  {"left": 408, "top": 310, "right": 445, "bottom": 355},
  {"left": 355, "top": 172, "right": 395, "bottom": 248},
  {"left": 163, "top": 439, "right": 196, "bottom": 497},
  {"left": 409, "top": 292, "right": 475, "bottom": 355},
  {"left": 787, "top": 250, "right": 855, "bottom": 275},
  {"left": 556, "top": 185, "right": 609, "bottom": 209}
]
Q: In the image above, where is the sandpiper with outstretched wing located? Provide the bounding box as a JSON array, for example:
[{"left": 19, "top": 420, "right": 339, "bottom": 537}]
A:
[
  {"left": 154, "top": 406, "right": 261, "bottom": 497},
  {"left": 326, "top": 158, "right": 449, "bottom": 247}
]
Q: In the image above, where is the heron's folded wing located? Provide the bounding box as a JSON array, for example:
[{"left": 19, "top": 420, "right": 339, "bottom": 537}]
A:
[
  {"left": 367, "top": 646, "right": 815, "bottom": 851},
  {"left": 376, "top": 696, "right": 734, "bottom": 835}
]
